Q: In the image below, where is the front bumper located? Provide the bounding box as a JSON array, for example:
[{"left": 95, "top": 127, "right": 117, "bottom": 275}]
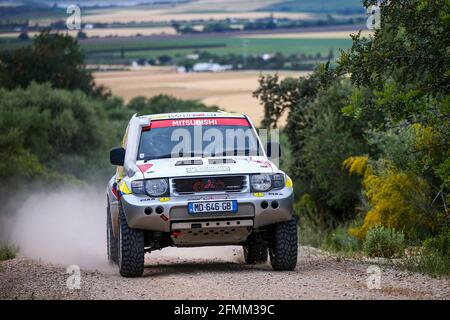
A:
[{"left": 121, "top": 187, "right": 294, "bottom": 233}]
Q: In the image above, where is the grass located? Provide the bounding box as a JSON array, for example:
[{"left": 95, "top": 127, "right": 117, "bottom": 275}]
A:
[
  {"left": 83, "top": 36, "right": 351, "bottom": 63},
  {"left": 0, "top": 245, "right": 17, "bottom": 262},
  {"left": 297, "top": 218, "right": 449, "bottom": 278},
  {"left": 261, "top": 0, "right": 365, "bottom": 13},
  {"left": 0, "top": 30, "right": 352, "bottom": 66},
  {"left": 402, "top": 251, "right": 450, "bottom": 278},
  {"left": 402, "top": 230, "right": 450, "bottom": 278}
]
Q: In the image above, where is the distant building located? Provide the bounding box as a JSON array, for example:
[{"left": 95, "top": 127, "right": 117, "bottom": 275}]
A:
[
  {"left": 192, "top": 63, "right": 232, "bottom": 72},
  {"left": 262, "top": 53, "right": 275, "bottom": 61},
  {"left": 186, "top": 53, "right": 199, "bottom": 60}
]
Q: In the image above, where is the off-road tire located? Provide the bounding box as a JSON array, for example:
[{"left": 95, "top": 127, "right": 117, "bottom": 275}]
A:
[
  {"left": 106, "top": 202, "right": 118, "bottom": 264},
  {"left": 243, "top": 242, "right": 268, "bottom": 264},
  {"left": 118, "top": 207, "right": 145, "bottom": 277},
  {"left": 269, "top": 218, "right": 298, "bottom": 271}
]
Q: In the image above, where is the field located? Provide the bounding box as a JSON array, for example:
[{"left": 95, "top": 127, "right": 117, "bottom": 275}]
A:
[
  {"left": 94, "top": 67, "right": 309, "bottom": 125},
  {"left": 238, "top": 29, "right": 373, "bottom": 39},
  {"left": 0, "top": 1, "right": 360, "bottom": 124},
  {"left": 0, "top": 27, "right": 177, "bottom": 39},
  {"left": 81, "top": 35, "right": 352, "bottom": 64}
]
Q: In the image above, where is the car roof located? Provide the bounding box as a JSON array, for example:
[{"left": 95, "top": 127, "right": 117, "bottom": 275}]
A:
[{"left": 140, "top": 112, "right": 247, "bottom": 120}]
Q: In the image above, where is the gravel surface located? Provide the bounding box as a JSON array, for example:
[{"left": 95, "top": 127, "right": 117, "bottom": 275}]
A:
[{"left": 0, "top": 246, "right": 448, "bottom": 300}]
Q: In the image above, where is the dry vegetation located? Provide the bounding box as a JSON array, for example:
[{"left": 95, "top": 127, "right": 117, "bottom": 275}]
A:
[
  {"left": 168, "top": 0, "right": 281, "bottom": 13},
  {"left": 80, "top": 10, "right": 315, "bottom": 24},
  {"left": 94, "top": 67, "right": 309, "bottom": 125},
  {"left": 0, "top": 27, "right": 177, "bottom": 39}
]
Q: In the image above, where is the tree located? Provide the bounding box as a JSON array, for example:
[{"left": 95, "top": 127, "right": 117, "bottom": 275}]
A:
[
  {"left": 77, "top": 31, "right": 87, "bottom": 39},
  {"left": 253, "top": 73, "right": 320, "bottom": 128},
  {"left": 254, "top": 72, "right": 369, "bottom": 226},
  {"left": 337, "top": 0, "right": 449, "bottom": 121},
  {"left": 337, "top": 0, "right": 449, "bottom": 216},
  {"left": 0, "top": 30, "right": 108, "bottom": 98},
  {"left": 18, "top": 31, "right": 29, "bottom": 41}
]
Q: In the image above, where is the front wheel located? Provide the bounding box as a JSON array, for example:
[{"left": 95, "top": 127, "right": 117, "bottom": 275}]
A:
[
  {"left": 269, "top": 218, "right": 298, "bottom": 271},
  {"left": 118, "top": 207, "right": 145, "bottom": 277}
]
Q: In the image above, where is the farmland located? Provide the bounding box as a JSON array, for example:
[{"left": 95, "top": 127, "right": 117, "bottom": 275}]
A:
[
  {"left": 83, "top": 35, "right": 352, "bottom": 64},
  {"left": 0, "top": 31, "right": 354, "bottom": 65},
  {"left": 94, "top": 67, "right": 309, "bottom": 125}
]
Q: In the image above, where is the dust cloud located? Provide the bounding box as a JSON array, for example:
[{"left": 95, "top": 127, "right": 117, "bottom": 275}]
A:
[
  {"left": 5, "top": 187, "right": 114, "bottom": 271},
  {"left": 2, "top": 187, "right": 243, "bottom": 272}
]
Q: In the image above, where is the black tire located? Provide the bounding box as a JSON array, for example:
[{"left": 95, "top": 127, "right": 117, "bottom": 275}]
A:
[
  {"left": 118, "top": 207, "right": 145, "bottom": 277},
  {"left": 269, "top": 218, "right": 298, "bottom": 271},
  {"left": 106, "top": 203, "right": 118, "bottom": 264},
  {"left": 243, "top": 242, "right": 268, "bottom": 264}
]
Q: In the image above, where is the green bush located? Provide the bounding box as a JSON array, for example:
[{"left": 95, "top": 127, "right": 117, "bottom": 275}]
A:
[
  {"left": 410, "top": 229, "right": 450, "bottom": 277},
  {"left": 0, "top": 245, "right": 16, "bottom": 262},
  {"left": 323, "top": 225, "right": 360, "bottom": 253},
  {"left": 363, "top": 226, "right": 405, "bottom": 258},
  {"left": 403, "top": 229, "right": 450, "bottom": 277},
  {"left": 423, "top": 229, "right": 450, "bottom": 257},
  {"left": 296, "top": 214, "right": 328, "bottom": 248}
]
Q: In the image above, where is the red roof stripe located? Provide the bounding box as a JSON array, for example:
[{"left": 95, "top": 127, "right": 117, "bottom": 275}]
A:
[{"left": 143, "top": 118, "right": 250, "bottom": 130}]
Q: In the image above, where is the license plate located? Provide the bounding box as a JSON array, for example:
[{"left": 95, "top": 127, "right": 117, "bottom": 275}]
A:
[{"left": 188, "top": 200, "right": 238, "bottom": 214}]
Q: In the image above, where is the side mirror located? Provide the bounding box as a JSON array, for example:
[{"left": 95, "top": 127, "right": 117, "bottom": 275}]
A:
[
  {"left": 110, "top": 147, "right": 125, "bottom": 166},
  {"left": 266, "top": 142, "right": 281, "bottom": 159}
]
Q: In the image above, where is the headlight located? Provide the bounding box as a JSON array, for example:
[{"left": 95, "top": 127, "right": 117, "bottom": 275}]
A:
[
  {"left": 251, "top": 174, "right": 272, "bottom": 192},
  {"left": 145, "top": 179, "right": 169, "bottom": 197},
  {"left": 271, "top": 173, "right": 285, "bottom": 189},
  {"left": 250, "top": 173, "right": 285, "bottom": 192},
  {"left": 131, "top": 180, "right": 145, "bottom": 194}
]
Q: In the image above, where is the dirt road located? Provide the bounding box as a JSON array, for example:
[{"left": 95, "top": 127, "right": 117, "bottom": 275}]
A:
[{"left": 1, "top": 246, "right": 448, "bottom": 300}]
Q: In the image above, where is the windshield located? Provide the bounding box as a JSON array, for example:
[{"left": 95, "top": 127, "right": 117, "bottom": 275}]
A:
[{"left": 137, "top": 118, "right": 262, "bottom": 160}]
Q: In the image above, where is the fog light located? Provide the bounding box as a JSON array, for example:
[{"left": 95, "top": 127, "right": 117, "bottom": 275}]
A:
[{"left": 261, "top": 201, "right": 269, "bottom": 209}]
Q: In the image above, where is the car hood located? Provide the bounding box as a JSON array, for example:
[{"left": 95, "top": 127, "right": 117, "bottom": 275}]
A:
[{"left": 136, "top": 156, "right": 277, "bottom": 179}]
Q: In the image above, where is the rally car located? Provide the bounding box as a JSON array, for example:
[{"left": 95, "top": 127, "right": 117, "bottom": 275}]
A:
[{"left": 107, "top": 112, "right": 297, "bottom": 277}]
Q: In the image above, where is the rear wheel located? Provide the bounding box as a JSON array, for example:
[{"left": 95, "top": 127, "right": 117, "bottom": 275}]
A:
[
  {"left": 243, "top": 242, "right": 268, "bottom": 264},
  {"left": 269, "top": 218, "right": 298, "bottom": 271},
  {"left": 106, "top": 203, "right": 118, "bottom": 264},
  {"left": 118, "top": 207, "right": 145, "bottom": 277}
]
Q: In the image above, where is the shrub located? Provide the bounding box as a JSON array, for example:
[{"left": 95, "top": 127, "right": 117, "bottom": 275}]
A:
[
  {"left": 296, "top": 213, "right": 328, "bottom": 248},
  {"left": 0, "top": 245, "right": 16, "bottom": 262},
  {"left": 403, "top": 229, "right": 450, "bottom": 277},
  {"left": 343, "top": 156, "right": 437, "bottom": 240},
  {"left": 323, "top": 225, "right": 360, "bottom": 253},
  {"left": 363, "top": 226, "right": 405, "bottom": 258}
]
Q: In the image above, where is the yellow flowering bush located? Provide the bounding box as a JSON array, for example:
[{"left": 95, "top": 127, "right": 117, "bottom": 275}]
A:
[{"left": 343, "top": 156, "right": 435, "bottom": 240}]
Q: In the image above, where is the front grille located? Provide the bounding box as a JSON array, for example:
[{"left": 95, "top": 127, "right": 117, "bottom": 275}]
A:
[{"left": 172, "top": 175, "right": 248, "bottom": 195}]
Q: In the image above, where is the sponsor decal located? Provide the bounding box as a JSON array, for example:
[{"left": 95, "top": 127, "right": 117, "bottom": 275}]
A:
[
  {"left": 159, "top": 197, "right": 170, "bottom": 202},
  {"left": 249, "top": 157, "right": 272, "bottom": 168},
  {"left": 268, "top": 192, "right": 283, "bottom": 196},
  {"left": 111, "top": 182, "right": 119, "bottom": 200},
  {"left": 137, "top": 163, "right": 153, "bottom": 173},
  {"left": 144, "top": 118, "right": 250, "bottom": 130},
  {"left": 193, "top": 178, "right": 225, "bottom": 192},
  {"left": 253, "top": 193, "right": 265, "bottom": 197},
  {"left": 160, "top": 214, "right": 169, "bottom": 221},
  {"left": 186, "top": 165, "right": 230, "bottom": 173}
]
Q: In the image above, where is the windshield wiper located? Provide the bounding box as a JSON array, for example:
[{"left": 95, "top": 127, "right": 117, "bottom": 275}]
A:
[{"left": 143, "top": 152, "right": 203, "bottom": 161}]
